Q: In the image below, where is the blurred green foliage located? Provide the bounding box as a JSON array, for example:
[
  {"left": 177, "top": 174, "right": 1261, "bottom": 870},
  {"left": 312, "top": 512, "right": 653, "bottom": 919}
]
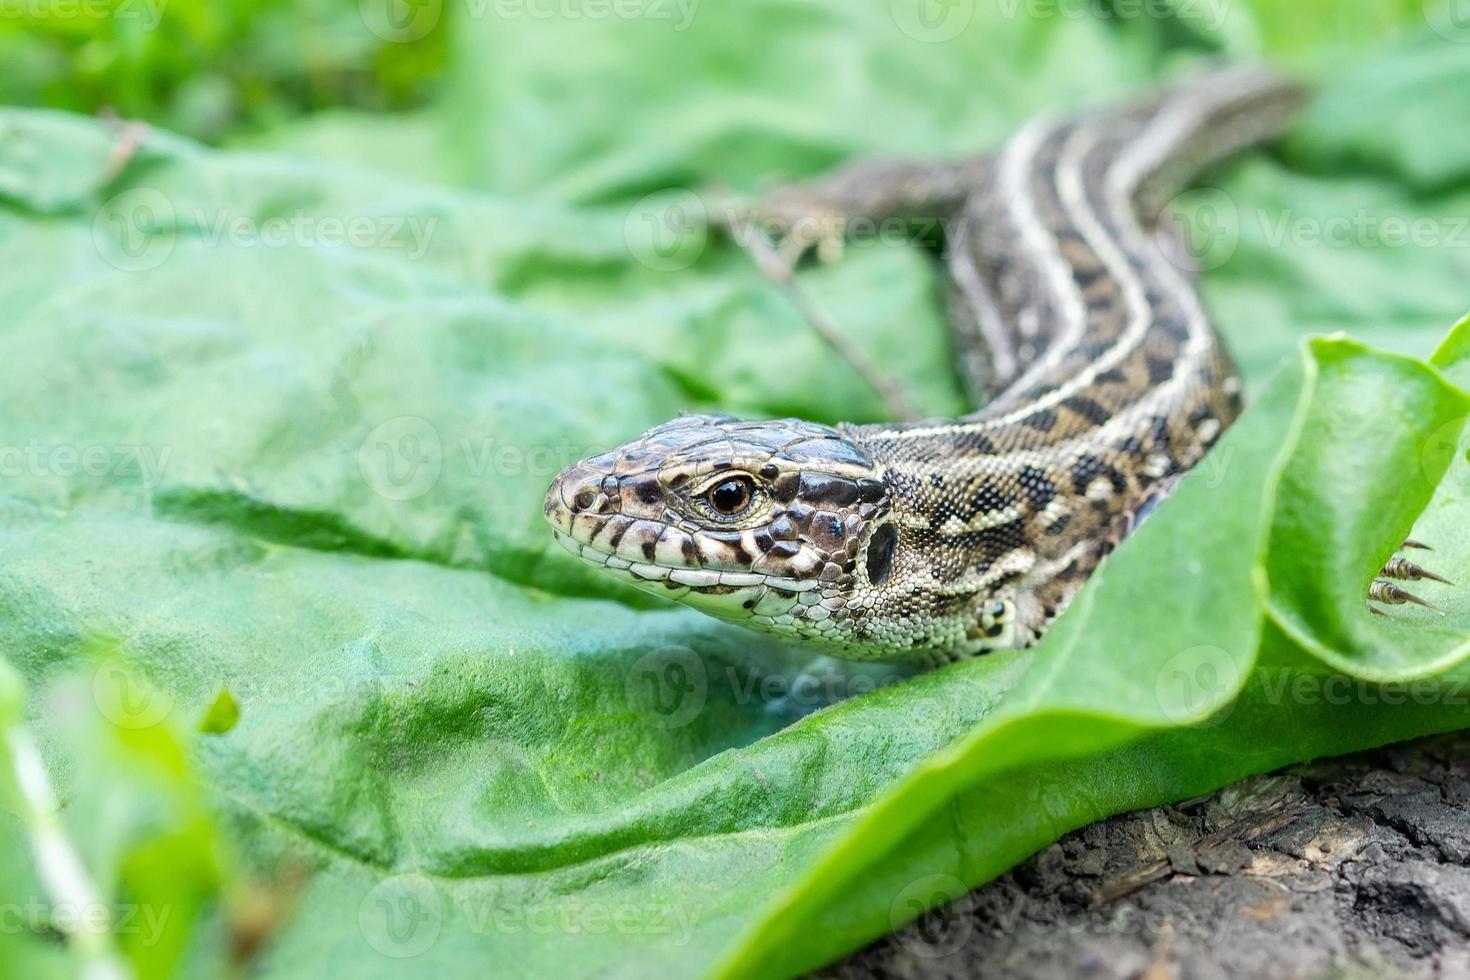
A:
[
  {"left": 0, "top": 0, "right": 444, "bottom": 141},
  {"left": 0, "top": 0, "right": 1451, "bottom": 147}
]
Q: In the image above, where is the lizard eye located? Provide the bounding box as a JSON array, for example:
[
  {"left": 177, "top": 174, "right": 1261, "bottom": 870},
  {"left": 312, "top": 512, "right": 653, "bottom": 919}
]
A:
[{"left": 707, "top": 477, "right": 754, "bottom": 516}]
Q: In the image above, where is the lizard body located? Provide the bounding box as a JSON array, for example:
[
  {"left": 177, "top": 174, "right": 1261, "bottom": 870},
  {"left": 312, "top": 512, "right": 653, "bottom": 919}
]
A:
[{"left": 543, "top": 68, "right": 1440, "bottom": 665}]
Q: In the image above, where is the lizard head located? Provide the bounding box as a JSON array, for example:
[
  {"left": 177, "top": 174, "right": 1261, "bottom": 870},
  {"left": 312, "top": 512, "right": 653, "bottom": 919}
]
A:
[{"left": 544, "top": 414, "right": 911, "bottom": 656}]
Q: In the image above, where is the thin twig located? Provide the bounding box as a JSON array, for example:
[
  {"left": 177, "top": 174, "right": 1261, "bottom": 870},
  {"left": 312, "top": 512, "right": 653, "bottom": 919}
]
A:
[{"left": 98, "top": 110, "right": 149, "bottom": 184}]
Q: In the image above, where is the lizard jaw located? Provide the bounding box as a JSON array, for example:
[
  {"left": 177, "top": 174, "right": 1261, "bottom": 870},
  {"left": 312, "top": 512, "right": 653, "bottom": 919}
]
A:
[{"left": 552, "top": 530, "right": 827, "bottom": 624}]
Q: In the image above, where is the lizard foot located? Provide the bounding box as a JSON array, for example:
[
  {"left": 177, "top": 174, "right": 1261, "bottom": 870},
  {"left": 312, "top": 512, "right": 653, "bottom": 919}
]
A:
[{"left": 716, "top": 188, "right": 848, "bottom": 278}]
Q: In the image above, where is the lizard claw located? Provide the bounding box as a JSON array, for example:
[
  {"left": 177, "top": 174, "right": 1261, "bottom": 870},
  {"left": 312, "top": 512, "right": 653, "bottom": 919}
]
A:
[
  {"left": 1379, "top": 557, "right": 1453, "bottom": 586},
  {"left": 1368, "top": 580, "right": 1445, "bottom": 615},
  {"left": 1367, "top": 541, "right": 1454, "bottom": 617}
]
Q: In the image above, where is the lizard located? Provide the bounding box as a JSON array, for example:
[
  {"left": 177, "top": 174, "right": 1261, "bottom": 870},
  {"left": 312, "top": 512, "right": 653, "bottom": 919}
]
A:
[{"left": 543, "top": 66, "right": 1450, "bottom": 666}]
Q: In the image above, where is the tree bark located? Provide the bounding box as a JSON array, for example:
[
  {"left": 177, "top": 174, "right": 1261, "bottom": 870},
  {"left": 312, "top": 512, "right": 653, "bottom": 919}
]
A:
[{"left": 824, "top": 733, "right": 1470, "bottom": 980}]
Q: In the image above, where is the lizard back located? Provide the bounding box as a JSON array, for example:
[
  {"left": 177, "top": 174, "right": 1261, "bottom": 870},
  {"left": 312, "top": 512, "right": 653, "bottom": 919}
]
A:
[{"left": 545, "top": 68, "right": 1305, "bottom": 664}]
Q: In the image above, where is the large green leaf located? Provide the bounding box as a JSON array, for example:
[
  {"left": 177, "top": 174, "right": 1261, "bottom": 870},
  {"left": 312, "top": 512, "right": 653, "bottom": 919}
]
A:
[{"left": 4, "top": 4, "right": 1470, "bottom": 979}]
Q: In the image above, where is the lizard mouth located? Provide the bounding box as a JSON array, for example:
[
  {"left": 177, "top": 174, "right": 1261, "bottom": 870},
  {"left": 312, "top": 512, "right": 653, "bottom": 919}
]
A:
[
  {"left": 552, "top": 530, "right": 819, "bottom": 595},
  {"left": 551, "top": 530, "right": 829, "bottom": 628}
]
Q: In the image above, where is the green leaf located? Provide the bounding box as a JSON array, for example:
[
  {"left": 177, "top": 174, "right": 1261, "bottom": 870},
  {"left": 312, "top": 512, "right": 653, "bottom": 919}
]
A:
[
  {"left": 1288, "top": 19, "right": 1470, "bottom": 189},
  {"left": 197, "top": 689, "right": 241, "bottom": 735},
  {"left": 1209, "top": 0, "right": 1438, "bottom": 68},
  {"left": 443, "top": 1, "right": 1179, "bottom": 202},
  {"left": 1266, "top": 334, "right": 1470, "bottom": 679}
]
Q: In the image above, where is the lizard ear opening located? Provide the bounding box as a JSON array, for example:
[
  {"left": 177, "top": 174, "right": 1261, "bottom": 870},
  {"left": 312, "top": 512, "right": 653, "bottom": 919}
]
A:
[{"left": 864, "top": 522, "right": 897, "bottom": 587}]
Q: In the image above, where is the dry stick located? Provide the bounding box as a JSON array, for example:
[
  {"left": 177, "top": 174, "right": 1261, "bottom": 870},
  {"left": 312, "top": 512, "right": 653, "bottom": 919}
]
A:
[
  {"left": 98, "top": 111, "right": 149, "bottom": 184},
  {"left": 727, "top": 216, "right": 921, "bottom": 423}
]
